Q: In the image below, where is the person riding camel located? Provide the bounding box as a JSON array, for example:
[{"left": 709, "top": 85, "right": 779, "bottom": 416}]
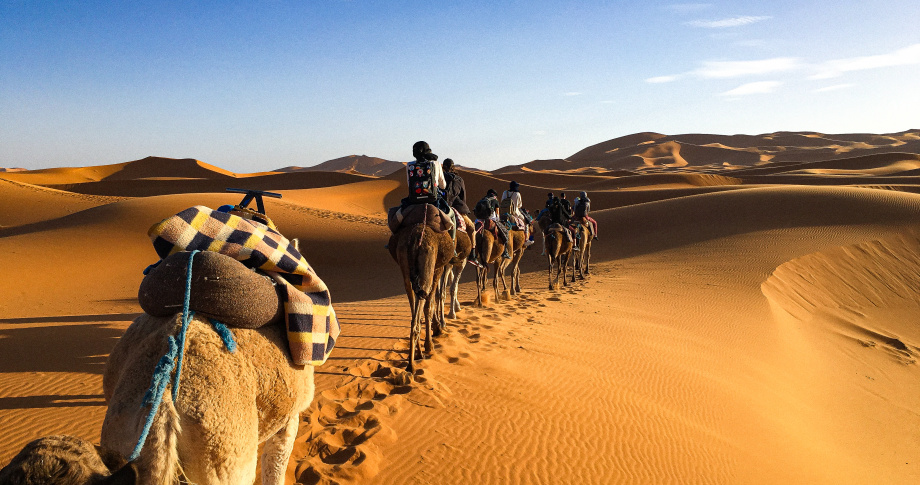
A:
[
  {"left": 473, "top": 189, "right": 510, "bottom": 259},
  {"left": 573, "top": 191, "right": 599, "bottom": 241},
  {"left": 442, "top": 158, "right": 478, "bottom": 263},
  {"left": 402, "top": 140, "right": 456, "bottom": 242},
  {"left": 558, "top": 192, "right": 580, "bottom": 251},
  {"left": 500, "top": 181, "right": 534, "bottom": 247},
  {"left": 405, "top": 141, "right": 446, "bottom": 205}
]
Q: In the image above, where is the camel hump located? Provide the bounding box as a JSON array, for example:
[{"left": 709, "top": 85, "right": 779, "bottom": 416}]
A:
[
  {"left": 139, "top": 251, "right": 283, "bottom": 328},
  {"left": 388, "top": 203, "right": 452, "bottom": 234}
]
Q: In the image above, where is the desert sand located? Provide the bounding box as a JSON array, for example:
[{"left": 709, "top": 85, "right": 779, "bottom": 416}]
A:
[{"left": 1, "top": 130, "right": 919, "bottom": 484}]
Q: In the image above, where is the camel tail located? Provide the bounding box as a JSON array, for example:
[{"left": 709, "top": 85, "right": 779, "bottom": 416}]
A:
[{"left": 136, "top": 393, "right": 181, "bottom": 484}]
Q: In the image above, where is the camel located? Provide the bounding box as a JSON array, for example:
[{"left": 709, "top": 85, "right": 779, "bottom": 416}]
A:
[
  {"left": 474, "top": 221, "right": 511, "bottom": 305},
  {"left": 544, "top": 223, "right": 575, "bottom": 290},
  {"left": 571, "top": 220, "right": 593, "bottom": 279},
  {"left": 443, "top": 228, "right": 473, "bottom": 319},
  {"left": 388, "top": 208, "right": 455, "bottom": 373},
  {"left": 502, "top": 216, "right": 537, "bottom": 296},
  {"left": 0, "top": 313, "right": 315, "bottom": 485}
]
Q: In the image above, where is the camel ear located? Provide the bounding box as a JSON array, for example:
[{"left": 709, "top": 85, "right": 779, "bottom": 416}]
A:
[{"left": 101, "top": 463, "right": 137, "bottom": 485}]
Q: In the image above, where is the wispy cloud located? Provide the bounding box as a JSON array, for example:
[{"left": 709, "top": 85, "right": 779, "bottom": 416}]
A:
[
  {"left": 687, "top": 16, "right": 772, "bottom": 28},
  {"left": 694, "top": 57, "right": 802, "bottom": 78},
  {"left": 810, "top": 43, "right": 920, "bottom": 79},
  {"left": 734, "top": 39, "right": 767, "bottom": 48},
  {"left": 720, "top": 81, "right": 782, "bottom": 97},
  {"left": 563, "top": 92, "right": 583, "bottom": 96},
  {"left": 645, "top": 57, "right": 800, "bottom": 85},
  {"left": 645, "top": 75, "right": 682, "bottom": 83},
  {"left": 667, "top": 3, "right": 712, "bottom": 14},
  {"left": 810, "top": 83, "right": 855, "bottom": 93}
]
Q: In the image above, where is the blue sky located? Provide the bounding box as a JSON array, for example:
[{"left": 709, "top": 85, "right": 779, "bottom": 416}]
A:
[{"left": 2, "top": 1, "right": 918, "bottom": 172}]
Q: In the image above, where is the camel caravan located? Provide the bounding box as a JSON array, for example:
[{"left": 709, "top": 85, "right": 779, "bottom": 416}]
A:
[
  {"left": 386, "top": 142, "right": 597, "bottom": 371},
  {"left": 0, "top": 143, "right": 598, "bottom": 483}
]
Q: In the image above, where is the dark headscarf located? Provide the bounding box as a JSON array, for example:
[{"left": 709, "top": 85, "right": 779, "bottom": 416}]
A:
[
  {"left": 442, "top": 158, "right": 454, "bottom": 172},
  {"left": 509, "top": 181, "right": 520, "bottom": 192},
  {"left": 412, "top": 141, "right": 438, "bottom": 162}
]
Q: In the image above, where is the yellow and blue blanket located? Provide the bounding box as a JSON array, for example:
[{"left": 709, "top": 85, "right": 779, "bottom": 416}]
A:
[{"left": 147, "top": 205, "right": 339, "bottom": 366}]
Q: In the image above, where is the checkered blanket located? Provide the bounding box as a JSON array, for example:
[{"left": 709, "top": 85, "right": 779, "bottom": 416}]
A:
[{"left": 147, "top": 206, "right": 339, "bottom": 366}]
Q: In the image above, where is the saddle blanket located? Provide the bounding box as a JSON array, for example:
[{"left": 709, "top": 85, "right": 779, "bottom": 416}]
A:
[{"left": 148, "top": 205, "right": 339, "bottom": 366}]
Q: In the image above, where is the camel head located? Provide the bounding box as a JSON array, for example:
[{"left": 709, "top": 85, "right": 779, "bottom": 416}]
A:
[{"left": 0, "top": 435, "right": 137, "bottom": 485}]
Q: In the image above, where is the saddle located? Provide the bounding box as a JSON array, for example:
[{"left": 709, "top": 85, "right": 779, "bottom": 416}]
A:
[
  {"left": 546, "top": 223, "right": 573, "bottom": 242},
  {"left": 388, "top": 203, "right": 454, "bottom": 235},
  {"left": 476, "top": 218, "right": 507, "bottom": 243},
  {"left": 146, "top": 205, "right": 339, "bottom": 366},
  {"left": 500, "top": 213, "right": 526, "bottom": 231}
]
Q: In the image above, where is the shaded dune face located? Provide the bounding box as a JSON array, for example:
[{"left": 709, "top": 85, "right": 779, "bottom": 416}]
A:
[{"left": 762, "top": 232, "right": 920, "bottom": 364}]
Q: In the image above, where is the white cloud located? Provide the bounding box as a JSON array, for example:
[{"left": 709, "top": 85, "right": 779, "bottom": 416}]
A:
[
  {"left": 734, "top": 39, "right": 767, "bottom": 48},
  {"left": 810, "top": 43, "right": 920, "bottom": 79},
  {"left": 687, "top": 16, "right": 771, "bottom": 28},
  {"left": 810, "top": 83, "right": 855, "bottom": 93},
  {"left": 563, "top": 92, "right": 583, "bottom": 96},
  {"left": 720, "top": 81, "right": 782, "bottom": 96},
  {"left": 645, "top": 75, "right": 682, "bottom": 83},
  {"left": 667, "top": 3, "right": 712, "bottom": 14},
  {"left": 694, "top": 57, "right": 802, "bottom": 78}
]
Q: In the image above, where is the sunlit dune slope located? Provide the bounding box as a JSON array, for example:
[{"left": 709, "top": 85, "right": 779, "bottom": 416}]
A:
[{"left": 279, "top": 155, "right": 405, "bottom": 177}]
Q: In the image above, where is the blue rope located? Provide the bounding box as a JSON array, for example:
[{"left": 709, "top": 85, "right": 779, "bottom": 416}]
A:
[
  {"left": 171, "top": 249, "right": 200, "bottom": 402},
  {"left": 209, "top": 318, "right": 237, "bottom": 353},
  {"left": 129, "top": 249, "right": 238, "bottom": 462}
]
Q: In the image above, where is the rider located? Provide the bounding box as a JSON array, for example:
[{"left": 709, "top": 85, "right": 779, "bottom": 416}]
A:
[
  {"left": 558, "top": 192, "right": 579, "bottom": 251},
  {"left": 474, "top": 189, "right": 510, "bottom": 259},
  {"left": 405, "top": 141, "right": 445, "bottom": 205},
  {"left": 404, "top": 141, "right": 455, "bottom": 241},
  {"left": 573, "top": 191, "right": 598, "bottom": 241},
  {"left": 500, "top": 181, "right": 533, "bottom": 247},
  {"left": 442, "top": 158, "right": 478, "bottom": 262}
]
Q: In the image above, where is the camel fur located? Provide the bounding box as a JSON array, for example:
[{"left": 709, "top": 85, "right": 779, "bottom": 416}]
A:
[
  {"left": 474, "top": 225, "right": 510, "bottom": 305},
  {"left": 389, "top": 217, "right": 455, "bottom": 373},
  {"left": 502, "top": 216, "right": 536, "bottom": 296},
  {"left": 0, "top": 313, "right": 315, "bottom": 485},
  {"left": 443, "top": 222, "right": 473, "bottom": 320},
  {"left": 545, "top": 224, "right": 575, "bottom": 290},
  {"left": 571, "top": 221, "right": 593, "bottom": 279}
]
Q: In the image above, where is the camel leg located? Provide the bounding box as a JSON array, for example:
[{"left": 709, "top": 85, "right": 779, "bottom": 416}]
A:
[
  {"left": 408, "top": 295, "right": 423, "bottom": 373},
  {"left": 449, "top": 261, "right": 464, "bottom": 317},
  {"left": 260, "top": 414, "right": 299, "bottom": 485},
  {"left": 423, "top": 291, "right": 434, "bottom": 353},
  {"left": 585, "top": 244, "right": 591, "bottom": 275},
  {"left": 444, "top": 267, "right": 457, "bottom": 320},
  {"left": 548, "top": 254, "right": 555, "bottom": 291},
  {"left": 492, "top": 261, "right": 500, "bottom": 302},
  {"left": 433, "top": 268, "right": 445, "bottom": 336},
  {"left": 561, "top": 252, "right": 570, "bottom": 287},
  {"left": 514, "top": 265, "right": 521, "bottom": 293}
]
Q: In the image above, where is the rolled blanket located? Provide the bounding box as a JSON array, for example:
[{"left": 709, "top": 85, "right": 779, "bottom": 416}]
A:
[
  {"left": 139, "top": 251, "right": 283, "bottom": 328},
  {"left": 147, "top": 206, "right": 339, "bottom": 366}
]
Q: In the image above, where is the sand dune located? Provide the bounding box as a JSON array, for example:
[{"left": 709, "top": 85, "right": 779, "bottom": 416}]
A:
[
  {"left": 3, "top": 131, "right": 920, "bottom": 484},
  {"left": 0, "top": 178, "right": 125, "bottom": 228},
  {"left": 279, "top": 155, "right": 405, "bottom": 177}
]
